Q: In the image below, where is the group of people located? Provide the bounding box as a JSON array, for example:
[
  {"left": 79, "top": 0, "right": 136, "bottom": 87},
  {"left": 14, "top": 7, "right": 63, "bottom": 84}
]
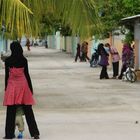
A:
[
  {"left": 74, "top": 41, "right": 134, "bottom": 80},
  {"left": 97, "top": 42, "right": 134, "bottom": 80},
  {"left": 75, "top": 41, "right": 90, "bottom": 62}
]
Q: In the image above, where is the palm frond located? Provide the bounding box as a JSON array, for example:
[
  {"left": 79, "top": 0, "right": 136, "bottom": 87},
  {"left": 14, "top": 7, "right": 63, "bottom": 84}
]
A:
[
  {"left": 45, "top": 0, "right": 101, "bottom": 39},
  {"left": 0, "top": 0, "right": 33, "bottom": 38}
]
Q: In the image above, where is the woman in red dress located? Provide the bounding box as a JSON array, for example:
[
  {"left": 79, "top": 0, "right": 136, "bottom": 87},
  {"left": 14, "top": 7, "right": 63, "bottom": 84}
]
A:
[{"left": 3, "top": 41, "right": 40, "bottom": 139}]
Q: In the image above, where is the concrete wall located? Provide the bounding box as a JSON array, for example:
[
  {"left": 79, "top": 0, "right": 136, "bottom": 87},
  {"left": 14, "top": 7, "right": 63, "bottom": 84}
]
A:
[
  {"left": 65, "top": 36, "right": 80, "bottom": 57},
  {"left": 47, "top": 35, "right": 80, "bottom": 57},
  {"left": 134, "top": 22, "right": 140, "bottom": 70},
  {"left": 65, "top": 36, "right": 72, "bottom": 53},
  {"left": 56, "top": 31, "right": 61, "bottom": 50},
  {"left": 60, "top": 36, "right": 65, "bottom": 51},
  {"left": 47, "top": 35, "right": 56, "bottom": 49}
]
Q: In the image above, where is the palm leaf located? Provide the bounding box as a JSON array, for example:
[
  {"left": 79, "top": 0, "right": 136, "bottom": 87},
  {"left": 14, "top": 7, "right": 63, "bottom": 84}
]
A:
[
  {"left": 45, "top": 0, "right": 101, "bottom": 39},
  {"left": 0, "top": 0, "right": 102, "bottom": 39},
  {"left": 0, "top": 0, "right": 33, "bottom": 39}
]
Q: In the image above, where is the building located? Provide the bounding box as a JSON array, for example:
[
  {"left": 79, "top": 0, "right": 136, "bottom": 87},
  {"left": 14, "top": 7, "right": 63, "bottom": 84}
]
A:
[{"left": 122, "top": 14, "right": 140, "bottom": 70}]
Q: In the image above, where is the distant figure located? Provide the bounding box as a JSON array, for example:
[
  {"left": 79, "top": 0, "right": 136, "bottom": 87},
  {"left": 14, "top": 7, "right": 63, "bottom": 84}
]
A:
[
  {"left": 45, "top": 40, "right": 48, "bottom": 48},
  {"left": 105, "top": 43, "right": 120, "bottom": 79},
  {"left": 26, "top": 39, "right": 30, "bottom": 51},
  {"left": 98, "top": 43, "right": 109, "bottom": 79},
  {"left": 84, "top": 42, "right": 90, "bottom": 61},
  {"left": 81, "top": 42, "right": 85, "bottom": 61},
  {"left": 81, "top": 41, "right": 90, "bottom": 62},
  {"left": 3, "top": 41, "right": 40, "bottom": 139},
  {"left": 75, "top": 43, "right": 81, "bottom": 62}
]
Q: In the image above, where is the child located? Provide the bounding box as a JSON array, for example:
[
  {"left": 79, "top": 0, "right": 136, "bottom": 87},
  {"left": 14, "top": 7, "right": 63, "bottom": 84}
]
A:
[{"left": 15, "top": 106, "right": 24, "bottom": 139}]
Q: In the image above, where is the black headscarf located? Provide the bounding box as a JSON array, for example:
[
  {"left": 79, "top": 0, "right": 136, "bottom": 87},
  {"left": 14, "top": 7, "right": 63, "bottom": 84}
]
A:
[
  {"left": 97, "top": 43, "right": 108, "bottom": 56},
  {"left": 10, "top": 41, "right": 23, "bottom": 57}
]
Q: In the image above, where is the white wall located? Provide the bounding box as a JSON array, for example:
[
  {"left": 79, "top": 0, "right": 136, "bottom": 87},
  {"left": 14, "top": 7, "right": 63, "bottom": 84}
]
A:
[{"left": 134, "top": 22, "right": 140, "bottom": 69}]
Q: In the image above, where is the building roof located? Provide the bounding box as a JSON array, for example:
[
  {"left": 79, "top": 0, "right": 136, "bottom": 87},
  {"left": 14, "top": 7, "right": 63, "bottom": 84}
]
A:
[
  {"left": 121, "top": 14, "right": 140, "bottom": 21},
  {"left": 121, "top": 14, "right": 140, "bottom": 26}
]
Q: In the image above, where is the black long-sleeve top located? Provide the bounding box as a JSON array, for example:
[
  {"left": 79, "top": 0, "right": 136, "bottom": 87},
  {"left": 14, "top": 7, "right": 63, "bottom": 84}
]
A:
[{"left": 5, "top": 56, "right": 33, "bottom": 93}]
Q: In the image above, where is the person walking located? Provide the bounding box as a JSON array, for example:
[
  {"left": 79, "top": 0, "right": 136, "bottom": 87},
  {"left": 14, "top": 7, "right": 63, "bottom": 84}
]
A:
[
  {"left": 3, "top": 41, "right": 40, "bottom": 139},
  {"left": 81, "top": 42, "right": 86, "bottom": 61},
  {"left": 45, "top": 40, "right": 48, "bottom": 48},
  {"left": 26, "top": 38, "right": 31, "bottom": 51},
  {"left": 75, "top": 43, "right": 81, "bottom": 62},
  {"left": 98, "top": 43, "right": 109, "bottom": 79},
  {"left": 81, "top": 41, "right": 90, "bottom": 62},
  {"left": 84, "top": 42, "right": 90, "bottom": 61},
  {"left": 105, "top": 43, "right": 120, "bottom": 79}
]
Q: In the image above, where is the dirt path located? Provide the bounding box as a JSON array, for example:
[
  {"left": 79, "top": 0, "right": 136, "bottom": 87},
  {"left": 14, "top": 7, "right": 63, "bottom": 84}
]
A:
[{"left": 0, "top": 47, "right": 140, "bottom": 140}]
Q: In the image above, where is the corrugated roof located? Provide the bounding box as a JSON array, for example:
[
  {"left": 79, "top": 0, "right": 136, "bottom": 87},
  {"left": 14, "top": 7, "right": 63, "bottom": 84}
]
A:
[{"left": 121, "top": 14, "right": 140, "bottom": 21}]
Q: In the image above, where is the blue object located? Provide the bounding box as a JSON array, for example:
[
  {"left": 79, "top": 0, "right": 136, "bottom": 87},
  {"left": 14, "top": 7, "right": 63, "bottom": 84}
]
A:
[{"left": 17, "top": 132, "right": 23, "bottom": 139}]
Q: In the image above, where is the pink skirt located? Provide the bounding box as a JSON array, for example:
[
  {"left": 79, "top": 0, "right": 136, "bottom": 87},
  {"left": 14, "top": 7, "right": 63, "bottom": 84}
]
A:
[{"left": 3, "top": 67, "right": 35, "bottom": 106}]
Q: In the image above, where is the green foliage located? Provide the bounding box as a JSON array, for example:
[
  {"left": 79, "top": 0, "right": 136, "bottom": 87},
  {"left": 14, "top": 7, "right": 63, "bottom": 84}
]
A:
[
  {"left": 60, "top": 25, "right": 72, "bottom": 36},
  {"left": 94, "top": 0, "right": 140, "bottom": 40},
  {"left": 1, "top": 0, "right": 140, "bottom": 40},
  {"left": 0, "top": 0, "right": 101, "bottom": 39},
  {"left": 45, "top": 0, "right": 100, "bottom": 39},
  {"left": 123, "top": 30, "right": 134, "bottom": 44},
  {"left": 0, "top": 0, "right": 33, "bottom": 39}
]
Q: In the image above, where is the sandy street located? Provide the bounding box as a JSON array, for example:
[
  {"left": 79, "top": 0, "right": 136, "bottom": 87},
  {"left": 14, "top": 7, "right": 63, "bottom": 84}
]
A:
[{"left": 0, "top": 47, "right": 140, "bottom": 140}]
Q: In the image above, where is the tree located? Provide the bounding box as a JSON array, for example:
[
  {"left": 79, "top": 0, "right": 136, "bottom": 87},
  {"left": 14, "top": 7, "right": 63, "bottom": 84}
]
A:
[
  {"left": 1, "top": 0, "right": 140, "bottom": 40},
  {"left": 0, "top": 0, "right": 34, "bottom": 39},
  {"left": 0, "top": 0, "right": 100, "bottom": 39},
  {"left": 94, "top": 0, "right": 140, "bottom": 41}
]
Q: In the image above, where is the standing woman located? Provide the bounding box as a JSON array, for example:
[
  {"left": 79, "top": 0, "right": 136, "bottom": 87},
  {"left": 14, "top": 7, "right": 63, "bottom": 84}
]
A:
[
  {"left": 118, "top": 43, "right": 132, "bottom": 79},
  {"left": 105, "top": 43, "right": 120, "bottom": 79},
  {"left": 98, "top": 43, "right": 109, "bottom": 79},
  {"left": 3, "top": 41, "right": 40, "bottom": 139}
]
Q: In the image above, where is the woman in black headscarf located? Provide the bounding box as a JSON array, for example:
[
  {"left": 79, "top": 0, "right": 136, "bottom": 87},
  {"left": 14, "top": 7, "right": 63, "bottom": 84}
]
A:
[
  {"left": 97, "top": 43, "right": 109, "bottom": 79},
  {"left": 3, "top": 41, "right": 40, "bottom": 139}
]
